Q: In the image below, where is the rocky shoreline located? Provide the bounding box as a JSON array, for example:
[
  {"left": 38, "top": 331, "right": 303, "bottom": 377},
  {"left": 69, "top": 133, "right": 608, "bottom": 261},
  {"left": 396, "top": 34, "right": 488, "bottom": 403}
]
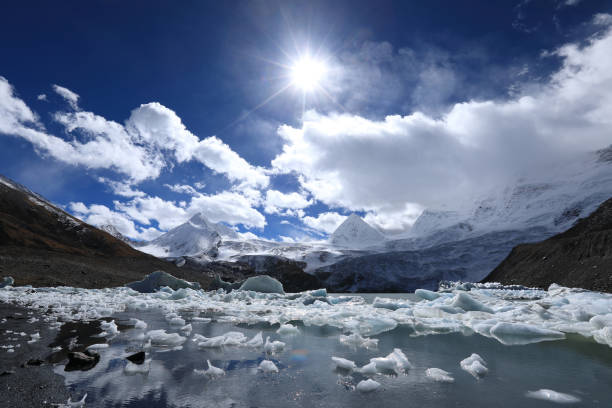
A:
[{"left": 0, "top": 302, "right": 72, "bottom": 407}]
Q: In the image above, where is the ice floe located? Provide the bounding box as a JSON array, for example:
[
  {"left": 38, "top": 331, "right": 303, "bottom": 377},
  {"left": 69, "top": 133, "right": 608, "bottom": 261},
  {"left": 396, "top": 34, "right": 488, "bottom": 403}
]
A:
[
  {"left": 258, "top": 360, "right": 279, "bottom": 373},
  {"left": 426, "top": 368, "right": 454, "bottom": 382},
  {"left": 525, "top": 389, "right": 581, "bottom": 404},
  {"left": 276, "top": 323, "right": 300, "bottom": 336},
  {"left": 356, "top": 379, "right": 381, "bottom": 392},
  {"left": 0, "top": 282, "right": 610, "bottom": 350},
  {"left": 331, "top": 356, "right": 357, "bottom": 371},
  {"left": 370, "top": 348, "right": 412, "bottom": 374},
  {"left": 264, "top": 336, "right": 285, "bottom": 354},
  {"left": 459, "top": 353, "right": 488, "bottom": 378}
]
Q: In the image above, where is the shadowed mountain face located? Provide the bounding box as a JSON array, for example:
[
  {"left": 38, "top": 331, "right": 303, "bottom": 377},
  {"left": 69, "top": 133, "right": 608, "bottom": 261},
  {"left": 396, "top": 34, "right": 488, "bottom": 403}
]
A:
[
  {"left": 0, "top": 176, "right": 212, "bottom": 289},
  {"left": 484, "top": 197, "right": 612, "bottom": 292}
]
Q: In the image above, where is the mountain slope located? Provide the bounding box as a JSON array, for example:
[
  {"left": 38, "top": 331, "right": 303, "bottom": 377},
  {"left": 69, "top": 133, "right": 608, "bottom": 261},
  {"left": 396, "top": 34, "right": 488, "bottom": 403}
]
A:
[
  {"left": 484, "top": 197, "right": 612, "bottom": 292},
  {"left": 0, "top": 175, "right": 212, "bottom": 288},
  {"left": 330, "top": 214, "right": 384, "bottom": 248}
]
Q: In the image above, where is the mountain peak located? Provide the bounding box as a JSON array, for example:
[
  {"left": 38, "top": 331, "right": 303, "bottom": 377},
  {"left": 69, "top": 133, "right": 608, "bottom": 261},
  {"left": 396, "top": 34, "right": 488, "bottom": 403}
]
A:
[{"left": 330, "top": 214, "right": 384, "bottom": 248}]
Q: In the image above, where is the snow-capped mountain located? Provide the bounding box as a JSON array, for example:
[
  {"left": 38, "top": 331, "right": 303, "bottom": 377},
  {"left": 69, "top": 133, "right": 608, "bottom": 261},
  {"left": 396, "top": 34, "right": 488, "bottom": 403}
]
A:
[
  {"left": 329, "top": 214, "right": 385, "bottom": 248},
  {"left": 138, "top": 213, "right": 239, "bottom": 257},
  {"left": 100, "top": 224, "right": 134, "bottom": 244},
  {"left": 132, "top": 146, "right": 612, "bottom": 292}
]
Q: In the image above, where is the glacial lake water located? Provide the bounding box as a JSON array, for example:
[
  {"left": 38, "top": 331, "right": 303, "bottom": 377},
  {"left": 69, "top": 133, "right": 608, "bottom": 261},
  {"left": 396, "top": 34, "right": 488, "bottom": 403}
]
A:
[{"left": 48, "top": 293, "right": 612, "bottom": 408}]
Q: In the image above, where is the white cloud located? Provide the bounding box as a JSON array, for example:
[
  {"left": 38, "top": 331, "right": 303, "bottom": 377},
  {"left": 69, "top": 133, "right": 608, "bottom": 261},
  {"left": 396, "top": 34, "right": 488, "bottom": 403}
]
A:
[
  {"left": 164, "top": 183, "right": 199, "bottom": 196},
  {"left": 301, "top": 212, "right": 347, "bottom": 234},
  {"left": 593, "top": 13, "right": 612, "bottom": 26},
  {"left": 273, "top": 25, "right": 612, "bottom": 230},
  {"left": 69, "top": 201, "right": 163, "bottom": 241},
  {"left": 37, "top": 94, "right": 47, "bottom": 101},
  {"left": 112, "top": 190, "right": 266, "bottom": 233},
  {"left": 127, "top": 102, "right": 269, "bottom": 188},
  {"left": 98, "top": 177, "right": 145, "bottom": 198},
  {"left": 52, "top": 84, "right": 79, "bottom": 110},
  {"left": 263, "top": 189, "right": 312, "bottom": 214}
]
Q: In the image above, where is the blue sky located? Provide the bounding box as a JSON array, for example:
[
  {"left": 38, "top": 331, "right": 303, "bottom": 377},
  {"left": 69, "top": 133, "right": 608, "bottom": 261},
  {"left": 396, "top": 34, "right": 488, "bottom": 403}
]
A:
[{"left": 1, "top": 0, "right": 612, "bottom": 241}]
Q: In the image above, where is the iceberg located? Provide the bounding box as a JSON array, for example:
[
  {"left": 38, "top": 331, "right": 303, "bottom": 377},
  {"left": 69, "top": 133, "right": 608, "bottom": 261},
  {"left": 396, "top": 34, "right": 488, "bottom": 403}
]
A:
[
  {"left": 0, "top": 276, "right": 14, "bottom": 288},
  {"left": 239, "top": 275, "right": 285, "bottom": 294},
  {"left": 276, "top": 323, "right": 300, "bottom": 336},
  {"left": 146, "top": 329, "right": 186, "bottom": 347},
  {"left": 126, "top": 271, "right": 200, "bottom": 293}
]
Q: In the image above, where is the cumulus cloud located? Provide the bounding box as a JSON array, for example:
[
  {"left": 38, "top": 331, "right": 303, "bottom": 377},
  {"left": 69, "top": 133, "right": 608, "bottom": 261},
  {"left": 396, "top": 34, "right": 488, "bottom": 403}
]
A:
[
  {"left": 272, "top": 25, "right": 612, "bottom": 230},
  {"left": 127, "top": 102, "right": 269, "bottom": 188},
  {"left": 52, "top": 84, "right": 79, "bottom": 110},
  {"left": 301, "top": 212, "right": 347, "bottom": 234},
  {"left": 263, "top": 189, "right": 312, "bottom": 214},
  {"left": 164, "top": 183, "right": 199, "bottom": 196},
  {"left": 98, "top": 177, "right": 145, "bottom": 198},
  {"left": 37, "top": 94, "right": 47, "bottom": 101},
  {"left": 69, "top": 201, "right": 163, "bottom": 241}
]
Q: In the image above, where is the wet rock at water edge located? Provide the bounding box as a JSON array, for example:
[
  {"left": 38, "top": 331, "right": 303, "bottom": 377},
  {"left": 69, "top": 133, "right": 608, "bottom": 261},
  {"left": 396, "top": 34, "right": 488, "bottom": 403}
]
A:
[{"left": 65, "top": 350, "right": 100, "bottom": 371}]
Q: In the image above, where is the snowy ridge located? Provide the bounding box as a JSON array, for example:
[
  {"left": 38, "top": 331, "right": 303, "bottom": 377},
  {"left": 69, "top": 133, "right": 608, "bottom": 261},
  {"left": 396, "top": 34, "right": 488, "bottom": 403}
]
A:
[
  {"left": 139, "top": 213, "right": 239, "bottom": 257},
  {"left": 329, "top": 214, "right": 385, "bottom": 248}
]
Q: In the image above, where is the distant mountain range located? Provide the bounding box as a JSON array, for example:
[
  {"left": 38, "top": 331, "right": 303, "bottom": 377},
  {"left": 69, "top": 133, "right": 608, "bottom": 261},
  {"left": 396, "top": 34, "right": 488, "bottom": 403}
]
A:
[
  {"left": 130, "top": 146, "right": 612, "bottom": 292},
  {"left": 1, "top": 145, "right": 610, "bottom": 292}
]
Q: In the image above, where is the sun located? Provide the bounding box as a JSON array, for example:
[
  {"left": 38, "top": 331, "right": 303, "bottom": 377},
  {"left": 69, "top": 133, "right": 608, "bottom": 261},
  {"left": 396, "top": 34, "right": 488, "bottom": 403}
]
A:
[{"left": 290, "top": 56, "right": 327, "bottom": 92}]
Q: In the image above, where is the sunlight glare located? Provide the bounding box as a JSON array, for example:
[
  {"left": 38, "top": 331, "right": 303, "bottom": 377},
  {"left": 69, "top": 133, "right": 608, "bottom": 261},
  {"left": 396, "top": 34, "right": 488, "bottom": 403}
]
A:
[{"left": 290, "top": 56, "right": 327, "bottom": 92}]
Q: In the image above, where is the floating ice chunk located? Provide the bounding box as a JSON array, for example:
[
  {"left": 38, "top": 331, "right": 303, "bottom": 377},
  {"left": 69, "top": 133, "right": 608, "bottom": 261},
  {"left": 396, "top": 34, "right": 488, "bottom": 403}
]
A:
[
  {"left": 331, "top": 356, "right": 357, "bottom": 371},
  {"left": 339, "top": 333, "right": 378, "bottom": 349},
  {"left": 239, "top": 275, "right": 284, "bottom": 294},
  {"left": 426, "top": 368, "right": 454, "bottom": 382},
  {"left": 415, "top": 289, "right": 440, "bottom": 301},
  {"left": 264, "top": 336, "right": 285, "bottom": 354},
  {"left": 64, "top": 393, "right": 87, "bottom": 407},
  {"left": 146, "top": 329, "right": 186, "bottom": 347},
  {"left": 168, "top": 317, "right": 186, "bottom": 326},
  {"left": 7, "top": 348, "right": 14, "bottom": 353},
  {"left": 525, "top": 389, "right": 581, "bottom": 404},
  {"left": 589, "top": 314, "right": 612, "bottom": 330},
  {"left": 593, "top": 327, "right": 612, "bottom": 347},
  {"left": 128, "top": 318, "right": 147, "bottom": 329},
  {"left": 180, "top": 324, "right": 192, "bottom": 334},
  {"left": 460, "top": 353, "right": 488, "bottom": 378},
  {"left": 277, "top": 324, "right": 299, "bottom": 336},
  {"left": 357, "top": 361, "right": 378, "bottom": 375},
  {"left": 197, "top": 331, "right": 247, "bottom": 348},
  {"left": 124, "top": 359, "right": 151, "bottom": 375},
  {"left": 86, "top": 343, "right": 109, "bottom": 351},
  {"left": 452, "top": 293, "right": 493, "bottom": 313},
  {"left": 126, "top": 270, "right": 200, "bottom": 293},
  {"left": 192, "top": 317, "right": 212, "bottom": 322},
  {"left": 370, "top": 348, "right": 412, "bottom": 373},
  {"left": 356, "top": 379, "right": 381, "bottom": 393},
  {"left": 373, "top": 297, "right": 413, "bottom": 310},
  {"left": 203, "top": 360, "right": 225, "bottom": 377},
  {"left": 246, "top": 331, "right": 263, "bottom": 347},
  {"left": 258, "top": 360, "right": 279, "bottom": 373},
  {"left": 490, "top": 322, "right": 565, "bottom": 345},
  {"left": 97, "top": 320, "right": 119, "bottom": 337},
  {"left": 27, "top": 332, "right": 40, "bottom": 344}
]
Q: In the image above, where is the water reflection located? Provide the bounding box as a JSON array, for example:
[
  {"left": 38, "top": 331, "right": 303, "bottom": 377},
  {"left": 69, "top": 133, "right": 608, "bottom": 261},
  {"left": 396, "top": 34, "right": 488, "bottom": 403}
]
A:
[{"left": 51, "top": 304, "right": 611, "bottom": 407}]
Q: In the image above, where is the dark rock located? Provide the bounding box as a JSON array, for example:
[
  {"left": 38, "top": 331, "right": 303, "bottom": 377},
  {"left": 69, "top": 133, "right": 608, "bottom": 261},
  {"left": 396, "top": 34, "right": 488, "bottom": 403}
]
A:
[
  {"left": 126, "top": 351, "right": 145, "bottom": 365},
  {"left": 484, "top": 197, "right": 612, "bottom": 292},
  {"left": 24, "top": 358, "right": 44, "bottom": 367},
  {"left": 65, "top": 350, "right": 100, "bottom": 371},
  {"left": 1, "top": 370, "right": 15, "bottom": 376}
]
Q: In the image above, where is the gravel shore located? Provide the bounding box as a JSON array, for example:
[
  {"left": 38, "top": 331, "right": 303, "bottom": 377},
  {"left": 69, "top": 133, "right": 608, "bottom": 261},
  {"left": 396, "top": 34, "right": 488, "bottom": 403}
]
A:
[{"left": 0, "top": 302, "right": 71, "bottom": 407}]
